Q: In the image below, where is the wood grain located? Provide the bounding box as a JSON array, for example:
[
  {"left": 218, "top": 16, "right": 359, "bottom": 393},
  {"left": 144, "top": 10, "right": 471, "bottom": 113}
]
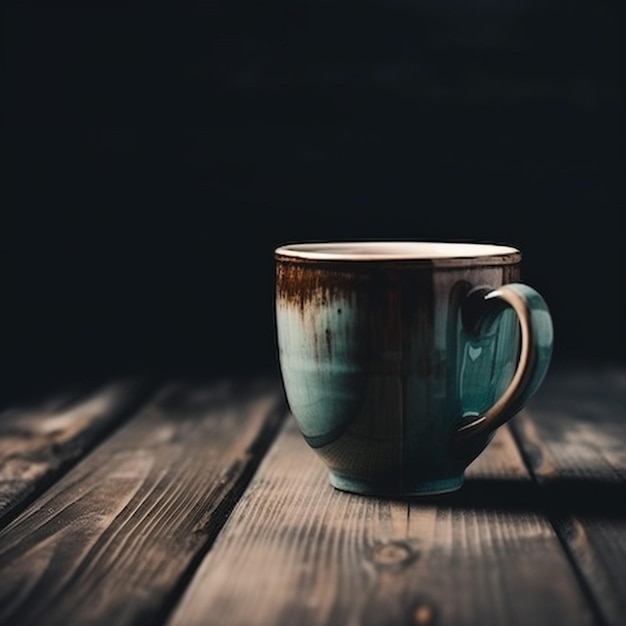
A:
[
  {"left": 169, "top": 417, "right": 594, "bottom": 626},
  {"left": 0, "top": 379, "right": 153, "bottom": 528},
  {"left": 512, "top": 366, "right": 626, "bottom": 626},
  {"left": 0, "top": 377, "right": 286, "bottom": 626}
]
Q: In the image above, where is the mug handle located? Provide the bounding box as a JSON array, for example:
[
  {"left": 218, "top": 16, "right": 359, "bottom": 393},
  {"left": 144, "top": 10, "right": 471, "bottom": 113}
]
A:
[{"left": 452, "top": 283, "right": 554, "bottom": 448}]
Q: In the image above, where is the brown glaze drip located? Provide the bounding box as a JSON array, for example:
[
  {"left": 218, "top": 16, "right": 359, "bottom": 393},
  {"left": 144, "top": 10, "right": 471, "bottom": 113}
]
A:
[
  {"left": 276, "top": 258, "right": 522, "bottom": 308},
  {"left": 503, "top": 264, "right": 521, "bottom": 283},
  {"left": 276, "top": 261, "right": 371, "bottom": 311}
]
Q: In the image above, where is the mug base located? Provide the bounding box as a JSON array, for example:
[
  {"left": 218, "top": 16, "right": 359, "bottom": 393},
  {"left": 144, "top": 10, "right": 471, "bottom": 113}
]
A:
[{"left": 329, "top": 472, "right": 464, "bottom": 497}]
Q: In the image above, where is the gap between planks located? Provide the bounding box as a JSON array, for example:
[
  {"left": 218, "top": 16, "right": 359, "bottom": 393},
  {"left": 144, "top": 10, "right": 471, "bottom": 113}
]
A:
[
  {"left": 0, "top": 377, "right": 158, "bottom": 530},
  {"left": 0, "top": 376, "right": 288, "bottom": 626},
  {"left": 511, "top": 365, "right": 626, "bottom": 626}
]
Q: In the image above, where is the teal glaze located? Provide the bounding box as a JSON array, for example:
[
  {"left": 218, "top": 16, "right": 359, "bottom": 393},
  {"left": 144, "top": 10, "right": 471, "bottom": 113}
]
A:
[
  {"left": 497, "top": 283, "right": 554, "bottom": 415},
  {"left": 449, "top": 283, "right": 554, "bottom": 465},
  {"left": 275, "top": 244, "right": 553, "bottom": 497}
]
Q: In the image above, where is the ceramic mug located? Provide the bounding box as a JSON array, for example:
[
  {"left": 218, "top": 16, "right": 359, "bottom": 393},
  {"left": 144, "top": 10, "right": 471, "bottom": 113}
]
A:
[{"left": 274, "top": 241, "right": 553, "bottom": 496}]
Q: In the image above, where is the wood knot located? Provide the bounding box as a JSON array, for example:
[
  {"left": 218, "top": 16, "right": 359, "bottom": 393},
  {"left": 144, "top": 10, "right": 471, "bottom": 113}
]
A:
[
  {"left": 371, "top": 540, "right": 418, "bottom": 569},
  {"left": 412, "top": 600, "right": 436, "bottom": 625}
]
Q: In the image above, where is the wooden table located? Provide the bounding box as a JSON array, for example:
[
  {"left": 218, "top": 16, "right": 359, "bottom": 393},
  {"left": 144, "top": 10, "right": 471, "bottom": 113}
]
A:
[{"left": 0, "top": 364, "right": 624, "bottom": 626}]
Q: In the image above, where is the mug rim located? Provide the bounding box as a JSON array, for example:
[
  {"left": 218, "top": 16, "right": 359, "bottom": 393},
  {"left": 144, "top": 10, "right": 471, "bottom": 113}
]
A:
[{"left": 275, "top": 241, "right": 521, "bottom": 266}]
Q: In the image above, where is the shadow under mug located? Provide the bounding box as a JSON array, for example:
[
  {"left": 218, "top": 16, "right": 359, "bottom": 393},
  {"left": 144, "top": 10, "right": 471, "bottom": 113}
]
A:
[{"left": 275, "top": 241, "right": 553, "bottom": 496}]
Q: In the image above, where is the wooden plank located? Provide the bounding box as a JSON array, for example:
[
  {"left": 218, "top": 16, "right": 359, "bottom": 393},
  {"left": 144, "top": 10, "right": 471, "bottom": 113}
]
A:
[
  {"left": 0, "top": 379, "right": 154, "bottom": 528},
  {"left": 169, "top": 417, "right": 595, "bottom": 626},
  {"left": 512, "top": 365, "right": 626, "bottom": 626},
  {"left": 0, "top": 377, "right": 286, "bottom": 626}
]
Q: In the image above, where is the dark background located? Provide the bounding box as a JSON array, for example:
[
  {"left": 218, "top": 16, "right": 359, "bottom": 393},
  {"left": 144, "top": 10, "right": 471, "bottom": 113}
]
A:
[{"left": 4, "top": 0, "right": 624, "bottom": 399}]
